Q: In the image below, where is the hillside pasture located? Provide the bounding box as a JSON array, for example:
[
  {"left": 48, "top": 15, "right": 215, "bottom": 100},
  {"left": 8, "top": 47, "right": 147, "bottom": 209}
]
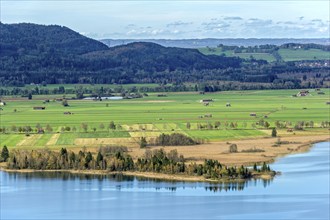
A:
[
  {"left": 199, "top": 47, "right": 330, "bottom": 62},
  {"left": 278, "top": 48, "right": 330, "bottom": 61}
]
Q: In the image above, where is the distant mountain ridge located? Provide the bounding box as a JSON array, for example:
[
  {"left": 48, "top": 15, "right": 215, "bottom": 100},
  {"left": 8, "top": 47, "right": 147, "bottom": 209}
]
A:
[{"left": 101, "top": 38, "right": 330, "bottom": 48}]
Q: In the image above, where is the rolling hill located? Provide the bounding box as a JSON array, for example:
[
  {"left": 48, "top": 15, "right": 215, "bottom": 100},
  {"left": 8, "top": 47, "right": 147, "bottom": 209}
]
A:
[
  {"left": 0, "top": 23, "right": 241, "bottom": 85},
  {"left": 0, "top": 23, "right": 328, "bottom": 88}
]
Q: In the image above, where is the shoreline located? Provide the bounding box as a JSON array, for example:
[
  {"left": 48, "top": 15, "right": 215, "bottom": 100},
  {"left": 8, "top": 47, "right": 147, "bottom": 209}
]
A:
[
  {"left": 0, "top": 166, "right": 275, "bottom": 183},
  {"left": 129, "top": 135, "right": 330, "bottom": 167},
  {"left": 0, "top": 139, "right": 328, "bottom": 183}
]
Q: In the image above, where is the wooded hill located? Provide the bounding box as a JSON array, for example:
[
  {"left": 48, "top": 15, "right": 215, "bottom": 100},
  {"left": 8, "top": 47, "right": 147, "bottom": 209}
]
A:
[{"left": 0, "top": 23, "right": 328, "bottom": 87}]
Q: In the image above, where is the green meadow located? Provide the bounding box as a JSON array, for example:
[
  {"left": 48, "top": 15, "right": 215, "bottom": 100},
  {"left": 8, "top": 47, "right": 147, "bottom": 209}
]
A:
[
  {"left": 278, "top": 48, "right": 330, "bottom": 61},
  {"left": 1, "top": 89, "right": 329, "bottom": 149},
  {"left": 198, "top": 47, "right": 329, "bottom": 62}
]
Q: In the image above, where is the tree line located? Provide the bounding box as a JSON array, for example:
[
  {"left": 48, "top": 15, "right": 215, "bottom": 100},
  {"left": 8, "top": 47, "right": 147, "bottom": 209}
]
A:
[
  {"left": 1, "top": 120, "right": 329, "bottom": 135},
  {"left": 1, "top": 146, "right": 274, "bottom": 180}
]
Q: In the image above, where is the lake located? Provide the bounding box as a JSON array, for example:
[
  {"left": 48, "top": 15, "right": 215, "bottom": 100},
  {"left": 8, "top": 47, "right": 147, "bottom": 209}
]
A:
[{"left": 1, "top": 142, "right": 329, "bottom": 219}]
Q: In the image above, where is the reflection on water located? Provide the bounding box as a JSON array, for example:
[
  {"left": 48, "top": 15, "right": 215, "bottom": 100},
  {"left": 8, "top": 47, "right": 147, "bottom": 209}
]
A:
[
  {"left": 1, "top": 142, "right": 329, "bottom": 220},
  {"left": 4, "top": 171, "right": 273, "bottom": 192},
  {"left": 8, "top": 172, "right": 135, "bottom": 182}
]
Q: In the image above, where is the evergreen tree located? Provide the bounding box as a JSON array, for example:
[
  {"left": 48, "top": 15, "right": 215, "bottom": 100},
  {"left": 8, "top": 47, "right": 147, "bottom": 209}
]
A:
[
  {"left": 96, "top": 152, "right": 103, "bottom": 164},
  {"left": 253, "top": 163, "right": 258, "bottom": 171},
  {"left": 261, "top": 162, "right": 268, "bottom": 172},
  {"left": 62, "top": 99, "right": 69, "bottom": 107},
  {"left": 109, "top": 121, "right": 116, "bottom": 130},
  {"left": 140, "top": 137, "right": 147, "bottom": 148},
  {"left": 85, "top": 152, "right": 93, "bottom": 168},
  {"left": 271, "top": 127, "right": 277, "bottom": 137},
  {"left": 1, "top": 145, "right": 9, "bottom": 162}
]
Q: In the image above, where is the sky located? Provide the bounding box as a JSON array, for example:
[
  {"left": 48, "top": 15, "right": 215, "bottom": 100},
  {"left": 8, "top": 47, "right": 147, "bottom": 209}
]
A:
[{"left": 1, "top": 0, "right": 329, "bottom": 39}]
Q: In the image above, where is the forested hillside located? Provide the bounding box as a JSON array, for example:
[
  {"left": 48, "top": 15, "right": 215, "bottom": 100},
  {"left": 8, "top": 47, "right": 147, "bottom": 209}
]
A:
[
  {"left": 0, "top": 23, "right": 329, "bottom": 88},
  {"left": 0, "top": 23, "right": 242, "bottom": 86}
]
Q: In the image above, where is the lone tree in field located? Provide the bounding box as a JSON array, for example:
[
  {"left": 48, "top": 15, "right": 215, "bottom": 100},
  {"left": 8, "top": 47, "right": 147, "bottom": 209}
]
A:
[
  {"left": 109, "top": 121, "right": 116, "bottom": 130},
  {"left": 140, "top": 137, "right": 147, "bottom": 148},
  {"left": 186, "top": 122, "right": 191, "bottom": 129},
  {"left": 229, "top": 144, "right": 238, "bottom": 153},
  {"left": 81, "top": 123, "right": 88, "bottom": 132},
  {"left": 62, "top": 99, "right": 69, "bottom": 107},
  {"left": 1, "top": 145, "right": 9, "bottom": 162},
  {"left": 45, "top": 124, "right": 53, "bottom": 132},
  {"left": 11, "top": 125, "right": 17, "bottom": 132},
  {"left": 272, "top": 128, "right": 277, "bottom": 137},
  {"left": 264, "top": 121, "right": 270, "bottom": 129}
]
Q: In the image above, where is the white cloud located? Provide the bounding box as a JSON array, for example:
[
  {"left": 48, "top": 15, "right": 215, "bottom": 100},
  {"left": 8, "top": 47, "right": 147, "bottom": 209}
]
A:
[
  {"left": 1, "top": 1, "right": 329, "bottom": 39},
  {"left": 167, "top": 21, "right": 193, "bottom": 27}
]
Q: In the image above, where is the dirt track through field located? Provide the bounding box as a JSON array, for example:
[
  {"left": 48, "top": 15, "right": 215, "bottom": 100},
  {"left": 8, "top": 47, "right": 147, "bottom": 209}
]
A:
[
  {"left": 74, "top": 137, "right": 139, "bottom": 147},
  {"left": 16, "top": 134, "right": 41, "bottom": 146},
  {"left": 46, "top": 133, "right": 60, "bottom": 145}
]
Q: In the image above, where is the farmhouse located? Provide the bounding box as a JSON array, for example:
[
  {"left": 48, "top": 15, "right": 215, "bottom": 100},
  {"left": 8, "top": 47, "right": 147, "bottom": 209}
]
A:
[
  {"left": 250, "top": 113, "right": 257, "bottom": 117},
  {"left": 226, "top": 103, "right": 231, "bottom": 107},
  {"left": 64, "top": 112, "right": 72, "bottom": 115},
  {"left": 200, "top": 99, "right": 213, "bottom": 103},
  {"left": 0, "top": 102, "right": 6, "bottom": 106},
  {"left": 33, "top": 106, "right": 45, "bottom": 110},
  {"left": 157, "top": 94, "right": 167, "bottom": 97}
]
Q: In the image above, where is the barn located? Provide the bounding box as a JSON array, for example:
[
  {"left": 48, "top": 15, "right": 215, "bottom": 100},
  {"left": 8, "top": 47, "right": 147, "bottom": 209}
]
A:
[{"left": 33, "top": 106, "right": 46, "bottom": 110}]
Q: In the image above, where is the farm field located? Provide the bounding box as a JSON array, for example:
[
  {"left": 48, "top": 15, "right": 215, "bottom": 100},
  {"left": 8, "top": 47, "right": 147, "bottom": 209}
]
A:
[
  {"left": 278, "top": 48, "right": 330, "bottom": 61},
  {"left": 0, "top": 89, "right": 329, "bottom": 150},
  {"left": 198, "top": 47, "right": 330, "bottom": 62},
  {"left": 198, "top": 47, "right": 276, "bottom": 62}
]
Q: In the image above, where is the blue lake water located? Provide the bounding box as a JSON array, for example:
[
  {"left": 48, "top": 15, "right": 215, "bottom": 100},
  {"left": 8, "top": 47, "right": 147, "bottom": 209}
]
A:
[{"left": 1, "top": 142, "right": 329, "bottom": 219}]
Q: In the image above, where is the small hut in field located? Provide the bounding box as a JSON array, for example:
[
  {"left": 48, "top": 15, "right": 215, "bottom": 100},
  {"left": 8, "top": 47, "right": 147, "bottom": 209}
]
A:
[
  {"left": 250, "top": 113, "right": 257, "bottom": 117},
  {"left": 297, "top": 90, "right": 309, "bottom": 97},
  {"left": 200, "top": 99, "right": 213, "bottom": 106},
  {"left": 33, "top": 106, "right": 46, "bottom": 110}
]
